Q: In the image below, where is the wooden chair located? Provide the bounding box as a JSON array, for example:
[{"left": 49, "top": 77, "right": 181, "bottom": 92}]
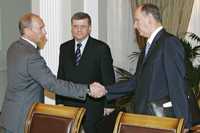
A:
[
  {"left": 190, "top": 124, "right": 200, "bottom": 133},
  {"left": 113, "top": 112, "right": 184, "bottom": 133},
  {"left": 24, "top": 103, "right": 86, "bottom": 133}
]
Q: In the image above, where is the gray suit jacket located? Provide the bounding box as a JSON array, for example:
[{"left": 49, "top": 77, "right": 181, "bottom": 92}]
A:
[{"left": 0, "top": 38, "right": 88, "bottom": 133}]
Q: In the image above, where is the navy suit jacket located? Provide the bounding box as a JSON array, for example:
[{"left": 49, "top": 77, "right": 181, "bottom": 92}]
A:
[{"left": 107, "top": 29, "right": 191, "bottom": 127}]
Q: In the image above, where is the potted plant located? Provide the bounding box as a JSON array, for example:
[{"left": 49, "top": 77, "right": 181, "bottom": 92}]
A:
[
  {"left": 180, "top": 32, "right": 200, "bottom": 125},
  {"left": 180, "top": 32, "right": 200, "bottom": 99}
]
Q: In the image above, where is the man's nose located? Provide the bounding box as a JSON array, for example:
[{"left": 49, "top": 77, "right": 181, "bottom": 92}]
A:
[
  {"left": 133, "top": 23, "right": 137, "bottom": 29},
  {"left": 77, "top": 27, "right": 82, "bottom": 31},
  {"left": 42, "top": 28, "right": 47, "bottom": 34}
]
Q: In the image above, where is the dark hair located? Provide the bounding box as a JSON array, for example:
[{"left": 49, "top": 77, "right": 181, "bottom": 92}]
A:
[
  {"left": 18, "top": 13, "right": 39, "bottom": 35},
  {"left": 71, "top": 12, "right": 91, "bottom": 25},
  {"left": 140, "top": 4, "right": 162, "bottom": 23}
]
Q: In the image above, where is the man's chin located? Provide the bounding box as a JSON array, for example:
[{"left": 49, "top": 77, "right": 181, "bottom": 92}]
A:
[
  {"left": 75, "top": 36, "right": 87, "bottom": 42},
  {"left": 139, "top": 32, "right": 144, "bottom": 36},
  {"left": 37, "top": 38, "right": 47, "bottom": 49},
  {"left": 37, "top": 42, "right": 46, "bottom": 49},
  {"left": 139, "top": 33, "right": 148, "bottom": 38}
]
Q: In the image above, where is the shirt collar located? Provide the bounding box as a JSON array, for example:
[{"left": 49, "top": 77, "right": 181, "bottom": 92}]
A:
[
  {"left": 75, "top": 36, "right": 89, "bottom": 48},
  {"left": 147, "top": 26, "right": 163, "bottom": 44},
  {"left": 21, "top": 36, "right": 37, "bottom": 48},
  {"left": 75, "top": 36, "right": 89, "bottom": 53}
]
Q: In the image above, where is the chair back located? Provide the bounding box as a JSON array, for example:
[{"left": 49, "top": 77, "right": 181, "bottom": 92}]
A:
[
  {"left": 24, "top": 103, "right": 85, "bottom": 133},
  {"left": 190, "top": 124, "right": 200, "bottom": 133},
  {"left": 113, "top": 112, "right": 184, "bottom": 133}
]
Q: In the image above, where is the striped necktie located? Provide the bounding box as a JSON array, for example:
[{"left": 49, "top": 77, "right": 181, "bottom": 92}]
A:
[
  {"left": 75, "top": 43, "right": 82, "bottom": 66},
  {"left": 145, "top": 42, "right": 151, "bottom": 56}
]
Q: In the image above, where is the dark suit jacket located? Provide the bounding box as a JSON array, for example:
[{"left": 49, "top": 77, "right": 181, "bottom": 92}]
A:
[
  {"left": 0, "top": 38, "right": 89, "bottom": 133},
  {"left": 56, "top": 36, "right": 115, "bottom": 131},
  {"left": 107, "top": 29, "right": 191, "bottom": 128}
]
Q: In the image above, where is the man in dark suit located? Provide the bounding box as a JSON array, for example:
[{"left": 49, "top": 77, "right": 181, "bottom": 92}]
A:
[
  {"left": 106, "top": 4, "right": 191, "bottom": 131},
  {"left": 0, "top": 13, "right": 106, "bottom": 133},
  {"left": 56, "top": 12, "right": 115, "bottom": 133}
]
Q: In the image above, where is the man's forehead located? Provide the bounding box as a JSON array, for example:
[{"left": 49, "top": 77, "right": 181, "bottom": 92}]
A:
[
  {"left": 32, "top": 17, "right": 44, "bottom": 26},
  {"left": 72, "top": 18, "right": 89, "bottom": 23},
  {"left": 134, "top": 9, "right": 141, "bottom": 17},
  {"left": 135, "top": 7, "right": 147, "bottom": 18}
]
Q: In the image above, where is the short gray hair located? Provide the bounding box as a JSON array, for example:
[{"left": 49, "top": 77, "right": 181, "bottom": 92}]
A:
[
  {"left": 18, "top": 13, "right": 40, "bottom": 35},
  {"left": 140, "top": 4, "right": 162, "bottom": 23}
]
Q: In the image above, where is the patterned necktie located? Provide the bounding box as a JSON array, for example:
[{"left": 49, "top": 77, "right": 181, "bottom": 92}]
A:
[
  {"left": 75, "top": 43, "right": 82, "bottom": 66},
  {"left": 145, "top": 42, "right": 151, "bottom": 56}
]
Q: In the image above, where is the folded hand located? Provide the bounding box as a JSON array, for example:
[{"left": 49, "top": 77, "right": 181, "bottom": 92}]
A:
[
  {"left": 104, "top": 108, "right": 115, "bottom": 116},
  {"left": 89, "top": 82, "right": 107, "bottom": 98}
]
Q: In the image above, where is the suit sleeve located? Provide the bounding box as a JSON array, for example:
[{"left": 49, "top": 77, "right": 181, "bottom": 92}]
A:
[
  {"left": 27, "top": 53, "right": 88, "bottom": 100},
  {"left": 106, "top": 77, "right": 136, "bottom": 101},
  {"left": 163, "top": 37, "right": 191, "bottom": 128}
]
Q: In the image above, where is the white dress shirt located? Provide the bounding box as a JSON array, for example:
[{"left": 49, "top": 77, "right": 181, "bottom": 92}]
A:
[
  {"left": 145, "top": 26, "right": 163, "bottom": 56},
  {"left": 21, "top": 36, "right": 37, "bottom": 48},
  {"left": 74, "top": 36, "right": 89, "bottom": 55}
]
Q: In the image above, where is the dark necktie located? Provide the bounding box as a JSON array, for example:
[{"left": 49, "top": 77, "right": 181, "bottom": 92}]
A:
[{"left": 75, "top": 43, "right": 82, "bottom": 66}]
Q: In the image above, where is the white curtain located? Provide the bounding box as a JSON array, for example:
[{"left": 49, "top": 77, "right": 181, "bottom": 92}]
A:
[
  {"left": 40, "top": 0, "right": 71, "bottom": 75},
  {"left": 36, "top": 0, "right": 71, "bottom": 104},
  {"left": 187, "top": 0, "right": 200, "bottom": 37},
  {"left": 107, "top": 0, "right": 139, "bottom": 74},
  {"left": 187, "top": 0, "right": 200, "bottom": 67}
]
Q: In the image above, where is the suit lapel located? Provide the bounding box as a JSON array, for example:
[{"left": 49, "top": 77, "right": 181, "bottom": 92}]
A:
[
  {"left": 136, "top": 48, "right": 146, "bottom": 76},
  {"left": 77, "top": 37, "right": 92, "bottom": 65},
  {"left": 70, "top": 40, "right": 76, "bottom": 64},
  {"left": 142, "top": 29, "right": 165, "bottom": 66}
]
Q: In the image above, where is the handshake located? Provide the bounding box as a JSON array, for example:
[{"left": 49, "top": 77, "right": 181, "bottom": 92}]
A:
[{"left": 89, "top": 82, "right": 107, "bottom": 98}]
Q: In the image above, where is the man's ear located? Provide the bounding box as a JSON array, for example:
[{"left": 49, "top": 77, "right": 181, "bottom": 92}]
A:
[
  {"left": 89, "top": 25, "right": 92, "bottom": 34},
  {"left": 23, "top": 28, "right": 31, "bottom": 35},
  {"left": 148, "top": 14, "right": 156, "bottom": 25}
]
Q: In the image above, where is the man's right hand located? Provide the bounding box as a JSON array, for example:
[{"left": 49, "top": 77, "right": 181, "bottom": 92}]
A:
[{"left": 89, "top": 82, "right": 107, "bottom": 98}]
